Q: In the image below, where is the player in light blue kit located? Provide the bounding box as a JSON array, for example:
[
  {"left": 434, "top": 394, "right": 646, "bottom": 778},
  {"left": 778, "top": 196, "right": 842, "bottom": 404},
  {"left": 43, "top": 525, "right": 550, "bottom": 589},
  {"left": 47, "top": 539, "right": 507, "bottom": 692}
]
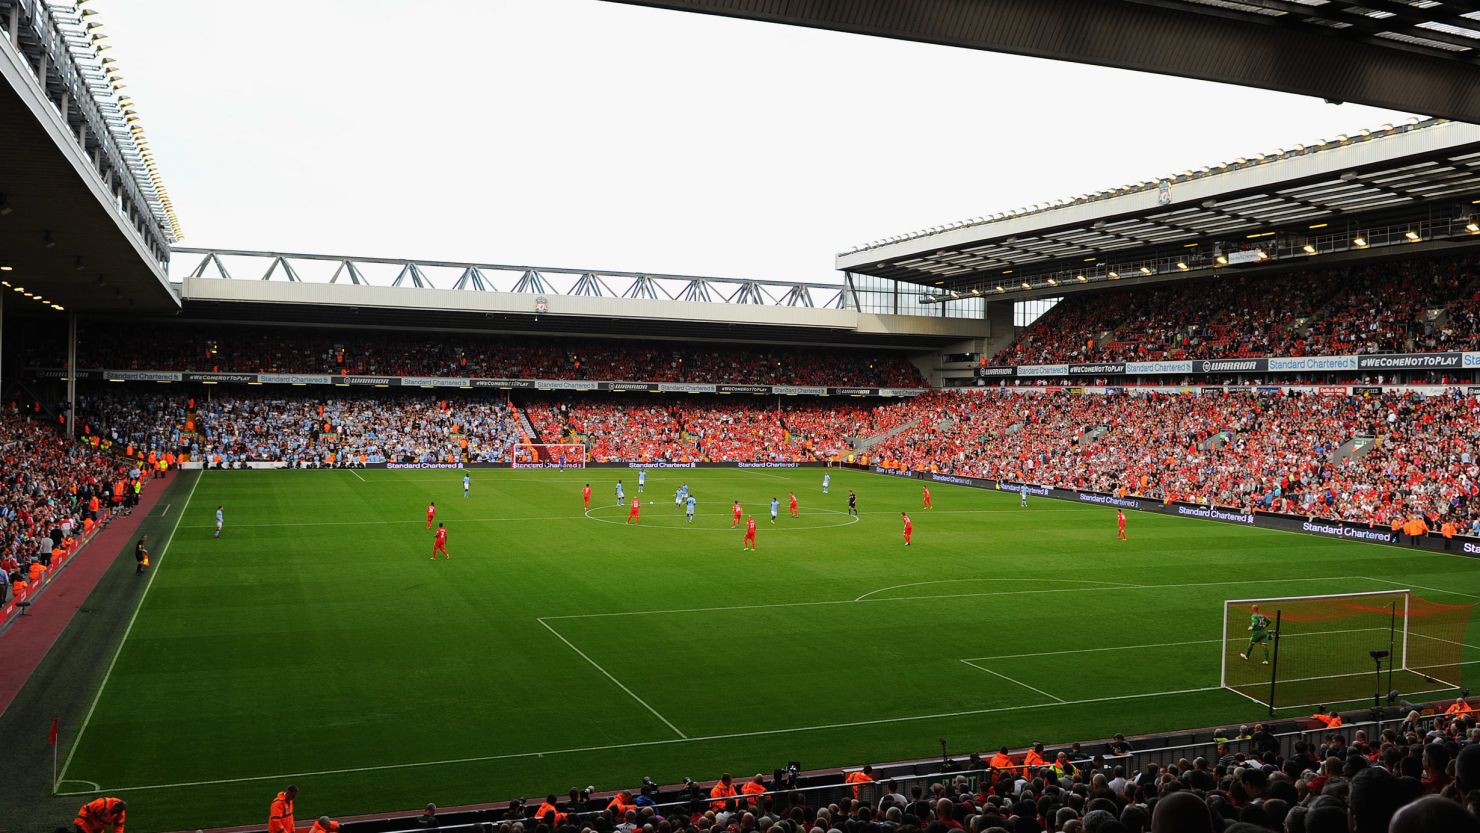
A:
[
  {"left": 638, "top": 469, "right": 647, "bottom": 493},
  {"left": 770, "top": 497, "right": 780, "bottom": 524},
  {"left": 822, "top": 473, "right": 831, "bottom": 494},
  {"left": 615, "top": 480, "right": 625, "bottom": 504},
  {"left": 463, "top": 472, "right": 471, "bottom": 497},
  {"left": 214, "top": 505, "right": 224, "bottom": 538},
  {"left": 675, "top": 486, "right": 685, "bottom": 510},
  {"left": 686, "top": 494, "right": 697, "bottom": 523},
  {"left": 1020, "top": 484, "right": 1029, "bottom": 508}
]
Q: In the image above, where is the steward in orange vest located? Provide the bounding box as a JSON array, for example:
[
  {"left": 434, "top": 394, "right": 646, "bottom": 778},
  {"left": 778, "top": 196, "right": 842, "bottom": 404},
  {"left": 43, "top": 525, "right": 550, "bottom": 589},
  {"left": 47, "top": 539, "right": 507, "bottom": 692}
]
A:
[
  {"left": 709, "top": 773, "right": 738, "bottom": 810},
  {"left": 268, "top": 785, "right": 298, "bottom": 833},
  {"left": 1021, "top": 743, "right": 1045, "bottom": 777},
  {"left": 74, "top": 797, "right": 127, "bottom": 833},
  {"left": 844, "top": 765, "right": 874, "bottom": 798}
]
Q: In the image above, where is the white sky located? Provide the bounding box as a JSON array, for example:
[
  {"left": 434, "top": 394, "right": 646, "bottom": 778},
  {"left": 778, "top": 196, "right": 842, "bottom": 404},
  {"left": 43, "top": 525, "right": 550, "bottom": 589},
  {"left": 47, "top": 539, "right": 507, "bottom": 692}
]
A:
[{"left": 100, "top": 0, "right": 1414, "bottom": 284}]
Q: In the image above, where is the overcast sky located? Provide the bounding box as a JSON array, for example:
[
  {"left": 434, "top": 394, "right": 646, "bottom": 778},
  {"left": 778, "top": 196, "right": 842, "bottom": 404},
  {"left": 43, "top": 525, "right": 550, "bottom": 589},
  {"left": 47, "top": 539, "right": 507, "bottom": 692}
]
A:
[{"left": 101, "top": 0, "right": 1414, "bottom": 284}]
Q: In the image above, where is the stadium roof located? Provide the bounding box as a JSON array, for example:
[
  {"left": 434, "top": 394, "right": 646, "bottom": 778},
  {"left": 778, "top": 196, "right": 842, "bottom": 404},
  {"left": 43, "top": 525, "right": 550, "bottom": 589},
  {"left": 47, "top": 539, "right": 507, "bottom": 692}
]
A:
[
  {"left": 167, "top": 248, "right": 990, "bottom": 348},
  {"left": 604, "top": 0, "right": 1480, "bottom": 123},
  {"left": 0, "top": 0, "right": 180, "bottom": 312},
  {"left": 836, "top": 118, "right": 1480, "bottom": 298}
]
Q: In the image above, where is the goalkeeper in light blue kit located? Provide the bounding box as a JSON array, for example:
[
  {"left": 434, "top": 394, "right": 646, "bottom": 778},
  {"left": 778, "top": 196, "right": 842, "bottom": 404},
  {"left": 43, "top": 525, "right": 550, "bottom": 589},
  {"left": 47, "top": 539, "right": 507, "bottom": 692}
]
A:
[
  {"left": 1239, "top": 604, "right": 1272, "bottom": 664},
  {"left": 686, "top": 494, "right": 697, "bottom": 523}
]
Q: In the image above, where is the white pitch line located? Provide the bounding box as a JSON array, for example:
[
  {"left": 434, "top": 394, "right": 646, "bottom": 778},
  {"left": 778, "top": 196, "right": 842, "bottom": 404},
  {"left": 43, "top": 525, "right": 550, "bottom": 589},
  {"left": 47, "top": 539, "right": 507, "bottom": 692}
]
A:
[
  {"left": 1360, "top": 576, "right": 1480, "bottom": 602},
  {"left": 57, "top": 683, "right": 1225, "bottom": 796},
  {"left": 541, "top": 575, "right": 1379, "bottom": 621},
  {"left": 349, "top": 468, "right": 367, "bottom": 482},
  {"left": 855, "top": 577, "right": 1142, "bottom": 602},
  {"left": 964, "top": 626, "right": 1396, "bottom": 663},
  {"left": 57, "top": 470, "right": 203, "bottom": 789},
  {"left": 959, "top": 660, "right": 1066, "bottom": 703},
  {"left": 536, "top": 618, "right": 688, "bottom": 739},
  {"left": 1410, "top": 632, "right": 1480, "bottom": 652}
]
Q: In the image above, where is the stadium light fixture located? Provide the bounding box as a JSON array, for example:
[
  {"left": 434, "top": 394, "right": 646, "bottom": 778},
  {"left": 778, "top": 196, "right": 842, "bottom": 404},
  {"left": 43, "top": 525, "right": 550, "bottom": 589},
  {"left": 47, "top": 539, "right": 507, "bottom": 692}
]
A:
[
  {"left": 1215, "top": 255, "right": 1228, "bottom": 266},
  {"left": 1405, "top": 230, "right": 1421, "bottom": 242},
  {"left": 1176, "top": 262, "right": 1189, "bottom": 271},
  {"left": 1108, "top": 271, "right": 1120, "bottom": 280},
  {"left": 1309, "top": 223, "right": 1328, "bottom": 229},
  {"left": 1354, "top": 236, "right": 1368, "bottom": 248},
  {"left": 1467, "top": 221, "right": 1479, "bottom": 234},
  {"left": 12, "top": 285, "right": 23, "bottom": 292},
  {"left": 0, "top": 262, "right": 11, "bottom": 272},
  {"left": 1047, "top": 278, "right": 1058, "bottom": 286},
  {"left": 1139, "top": 266, "right": 1153, "bottom": 275},
  {"left": 1076, "top": 275, "right": 1087, "bottom": 283},
  {"left": 995, "top": 286, "right": 1006, "bottom": 294},
  {"left": 1020, "top": 282, "right": 1030, "bottom": 290},
  {"left": 1303, "top": 244, "right": 1317, "bottom": 254}
]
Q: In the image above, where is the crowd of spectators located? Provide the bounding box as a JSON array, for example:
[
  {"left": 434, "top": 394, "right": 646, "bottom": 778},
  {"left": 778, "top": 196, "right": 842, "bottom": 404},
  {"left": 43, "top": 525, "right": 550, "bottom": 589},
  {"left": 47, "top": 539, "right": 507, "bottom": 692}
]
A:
[
  {"left": 70, "top": 383, "right": 1480, "bottom": 532},
  {"left": 350, "top": 709, "right": 1480, "bottom": 833},
  {"left": 76, "top": 392, "right": 528, "bottom": 466},
  {"left": 525, "top": 399, "right": 875, "bottom": 463},
  {"left": 866, "top": 387, "right": 1479, "bottom": 531},
  {"left": 46, "top": 325, "right": 924, "bottom": 388},
  {"left": 2, "top": 407, "right": 145, "bottom": 604},
  {"left": 996, "top": 254, "right": 1480, "bottom": 366}
]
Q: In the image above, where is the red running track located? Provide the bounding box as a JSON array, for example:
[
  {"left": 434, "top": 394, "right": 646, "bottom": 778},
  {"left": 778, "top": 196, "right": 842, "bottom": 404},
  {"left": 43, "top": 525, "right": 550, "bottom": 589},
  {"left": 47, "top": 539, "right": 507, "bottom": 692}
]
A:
[{"left": 0, "top": 476, "right": 169, "bottom": 716}]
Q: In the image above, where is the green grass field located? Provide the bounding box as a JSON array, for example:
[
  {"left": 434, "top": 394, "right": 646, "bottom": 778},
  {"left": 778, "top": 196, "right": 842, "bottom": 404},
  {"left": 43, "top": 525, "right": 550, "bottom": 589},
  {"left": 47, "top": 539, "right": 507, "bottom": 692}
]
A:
[{"left": 51, "top": 466, "right": 1480, "bottom": 830}]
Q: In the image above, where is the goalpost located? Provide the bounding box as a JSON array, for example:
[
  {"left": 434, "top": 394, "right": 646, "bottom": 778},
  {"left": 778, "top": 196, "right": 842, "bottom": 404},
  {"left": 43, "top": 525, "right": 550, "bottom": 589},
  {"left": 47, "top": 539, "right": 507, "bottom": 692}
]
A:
[
  {"left": 511, "top": 443, "right": 588, "bottom": 469},
  {"left": 1220, "top": 589, "right": 1472, "bottom": 715}
]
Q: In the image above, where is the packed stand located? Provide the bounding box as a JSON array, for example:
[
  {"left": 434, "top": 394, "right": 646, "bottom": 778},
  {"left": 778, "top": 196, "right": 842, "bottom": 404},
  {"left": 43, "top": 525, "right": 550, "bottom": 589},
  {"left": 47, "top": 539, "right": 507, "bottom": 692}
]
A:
[
  {"left": 867, "top": 388, "right": 1480, "bottom": 532},
  {"left": 995, "top": 254, "right": 1479, "bottom": 366},
  {"left": 1, "top": 407, "right": 150, "bottom": 605},
  {"left": 50, "top": 326, "right": 925, "bottom": 388},
  {"left": 77, "top": 392, "right": 527, "bottom": 466},
  {"left": 363, "top": 708, "right": 1480, "bottom": 833}
]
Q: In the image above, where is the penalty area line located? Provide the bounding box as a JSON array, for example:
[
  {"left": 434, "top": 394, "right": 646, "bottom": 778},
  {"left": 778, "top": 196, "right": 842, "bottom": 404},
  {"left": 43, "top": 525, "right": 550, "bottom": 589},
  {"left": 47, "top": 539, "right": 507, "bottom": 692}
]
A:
[
  {"left": 959, "top": 660, "right": 1065, "bottom": 703},
  {"left": 56, "top": 683, "right": 1226, "bottom": 796},
  {"left": 537, "top": 618, "right": 688, "bottom": 739}
]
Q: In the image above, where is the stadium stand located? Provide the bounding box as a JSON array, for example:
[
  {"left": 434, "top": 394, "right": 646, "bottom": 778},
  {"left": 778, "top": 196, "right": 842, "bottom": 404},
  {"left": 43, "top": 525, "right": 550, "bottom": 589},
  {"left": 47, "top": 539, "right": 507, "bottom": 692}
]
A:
[
  {"left": 50, "top": 325, "right": 925, "bottom": 388},
  {"left": 995, "top": 253, "right": 1480, "bottom": 365},
  {"left": 213, "top": 706, "right": 1480, "bottom": 833},
  {"left": 73, "top": 385, "right": 1480, "bottom": 535},
  {"left": 0, "top": 407, "right": 157, "bottom": 611},
  {"left": 867, "top": 388, "right": 1480, "bottom": 531}
]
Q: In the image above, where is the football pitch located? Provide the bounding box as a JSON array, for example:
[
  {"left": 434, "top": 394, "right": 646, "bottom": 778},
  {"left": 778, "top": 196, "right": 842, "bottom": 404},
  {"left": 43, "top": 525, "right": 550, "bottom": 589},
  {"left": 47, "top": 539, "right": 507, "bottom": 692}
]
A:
[{"left": 52, "top": 467, "right": 1480, "bottom": 830}]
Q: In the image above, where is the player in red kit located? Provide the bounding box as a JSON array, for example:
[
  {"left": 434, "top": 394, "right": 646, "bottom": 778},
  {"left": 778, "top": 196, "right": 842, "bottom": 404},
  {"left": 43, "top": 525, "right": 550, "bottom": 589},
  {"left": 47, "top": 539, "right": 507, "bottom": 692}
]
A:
[
  {"left": 582, "top": 483, "right": 591, "bottom": 509},
  {"left": 426, "top": 501, "right": 436, "bottom": 529},
  {"left": 743, "top": 515, "right": 757, "bottom": 551},
  {"left": 431, "top": 522, "right": 450, "bottom": 560},
  {"left": 1116, "top": 509, "right": 1127, "bottom": 540},
  {"left": 788, "top": 491, "right": 799, "bottom": 518},
  {"left": 901, "top": 512, "right": 912, "bottom": 546},
  {"left": 922, "top": 487, "right": 932, "bottom": 509},
  {"left": 731, "top": 500, "right": 743, "bottom": 528},
  {"left": 627, "top": 497, "right": 641, "bottom": 524}
]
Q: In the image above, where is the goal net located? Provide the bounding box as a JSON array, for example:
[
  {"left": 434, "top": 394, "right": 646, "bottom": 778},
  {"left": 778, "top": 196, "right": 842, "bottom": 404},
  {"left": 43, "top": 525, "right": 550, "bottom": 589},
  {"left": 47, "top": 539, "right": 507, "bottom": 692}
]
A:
[
  {"left": 1221, "top": 590, "right": 1472, "bottom": 713},
  {"left": 511, "top": 443, "right": 588, "bottom": 469}
]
